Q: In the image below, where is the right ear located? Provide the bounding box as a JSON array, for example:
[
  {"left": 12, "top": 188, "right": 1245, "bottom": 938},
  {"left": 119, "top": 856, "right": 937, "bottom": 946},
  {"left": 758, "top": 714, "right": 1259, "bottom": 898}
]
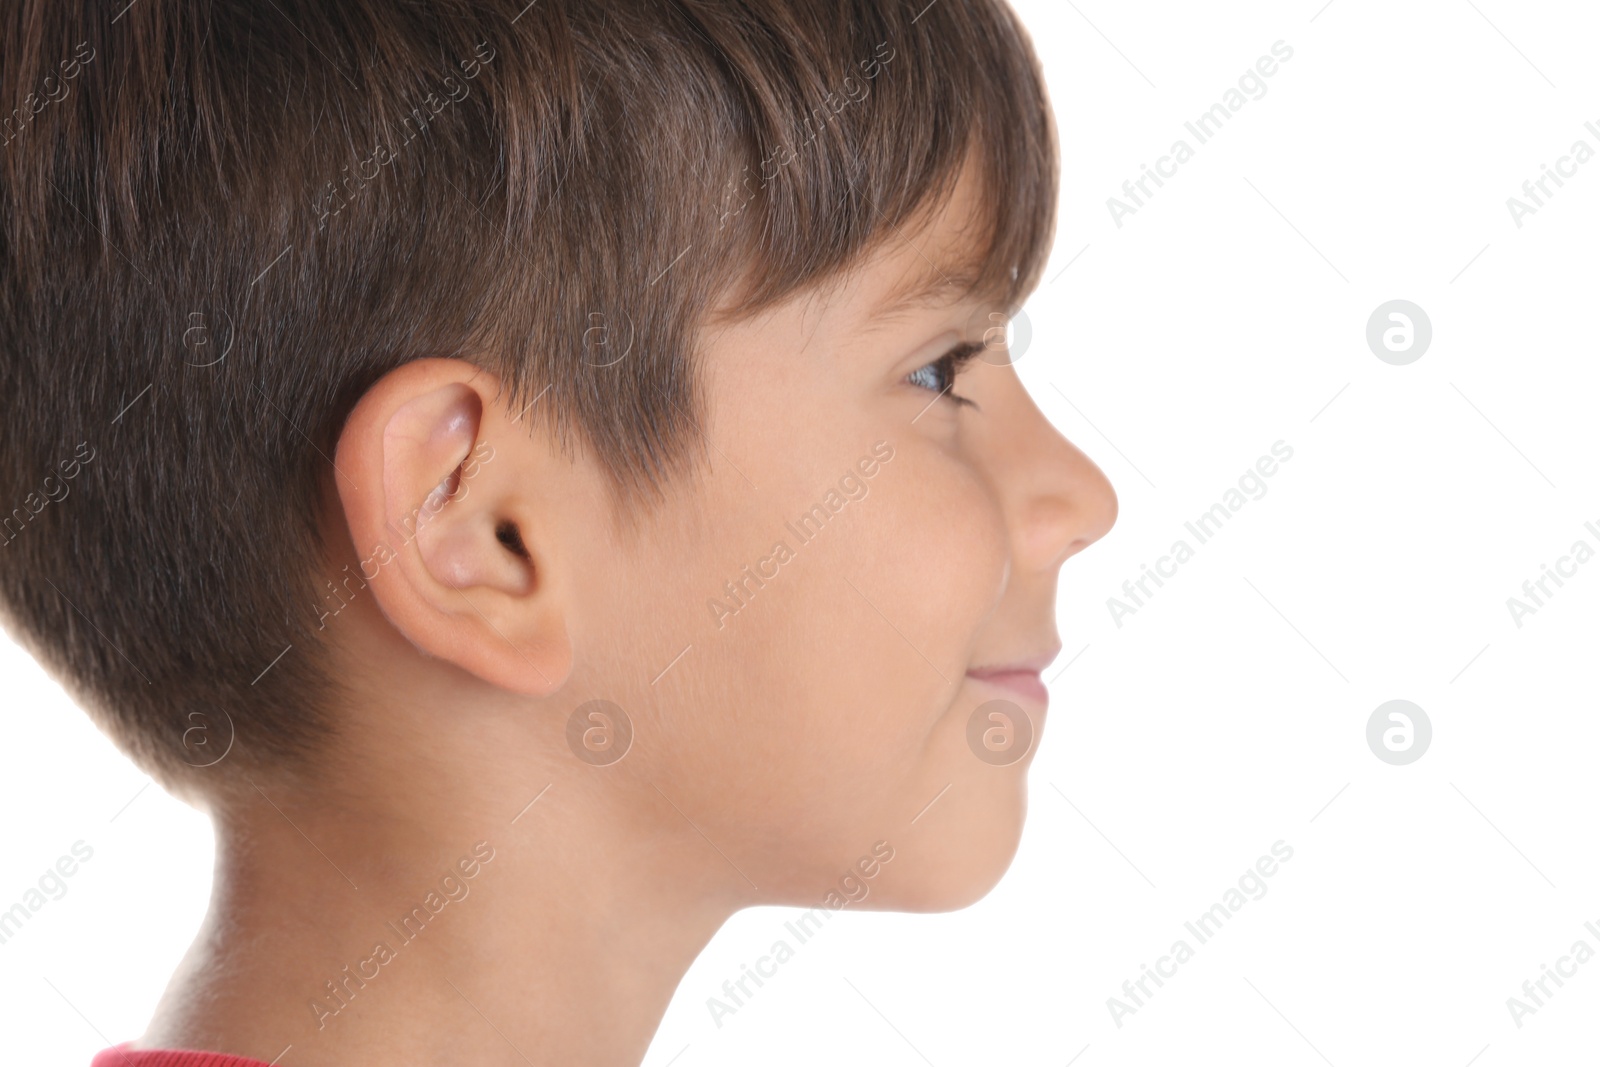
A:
[{"left": 331, "top": 358, "right": 571, "bottom": 695}]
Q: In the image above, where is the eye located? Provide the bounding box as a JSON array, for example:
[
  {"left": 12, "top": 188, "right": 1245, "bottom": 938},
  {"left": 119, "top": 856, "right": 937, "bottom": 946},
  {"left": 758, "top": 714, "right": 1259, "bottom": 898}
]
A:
[{"left": 905, "top": 341, "right": 982, "bottom": 409}]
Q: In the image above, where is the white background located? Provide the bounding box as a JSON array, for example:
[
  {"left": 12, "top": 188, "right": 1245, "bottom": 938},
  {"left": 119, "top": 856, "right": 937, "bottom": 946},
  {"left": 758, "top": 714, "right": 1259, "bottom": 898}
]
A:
[{"left": 5, "top": 1, "right": 1599, "bottom": 1064}]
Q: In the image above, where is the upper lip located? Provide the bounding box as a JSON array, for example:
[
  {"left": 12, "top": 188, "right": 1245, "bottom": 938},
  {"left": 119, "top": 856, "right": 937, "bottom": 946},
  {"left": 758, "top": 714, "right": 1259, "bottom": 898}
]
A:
[{"left": 966, "top": 645, "right": 1063, "bottom": 676}]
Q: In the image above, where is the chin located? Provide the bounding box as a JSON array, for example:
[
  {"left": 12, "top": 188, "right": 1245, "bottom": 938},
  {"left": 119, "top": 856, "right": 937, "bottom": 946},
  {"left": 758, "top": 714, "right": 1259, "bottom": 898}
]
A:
[{"left": 870, "top": 775, "right": 1031, "bottom": 913}]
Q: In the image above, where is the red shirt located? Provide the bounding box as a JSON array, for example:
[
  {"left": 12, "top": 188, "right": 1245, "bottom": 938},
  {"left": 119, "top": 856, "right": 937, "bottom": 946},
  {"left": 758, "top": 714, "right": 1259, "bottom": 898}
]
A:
[{"left": 93, "top": 1046, "right": 273, "bottom": 1067}]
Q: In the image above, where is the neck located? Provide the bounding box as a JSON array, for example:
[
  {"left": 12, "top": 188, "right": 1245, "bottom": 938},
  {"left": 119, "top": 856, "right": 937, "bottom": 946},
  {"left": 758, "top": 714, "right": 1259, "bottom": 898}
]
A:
[{"left": 141, "top": 766, "right": 738, "bottom": 1066}]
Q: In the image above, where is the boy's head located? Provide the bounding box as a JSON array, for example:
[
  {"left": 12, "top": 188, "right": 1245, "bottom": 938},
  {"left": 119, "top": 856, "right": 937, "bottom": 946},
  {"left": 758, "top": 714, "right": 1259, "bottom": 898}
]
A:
[{"left": 0, "top": 0, "right": 1114, "bottom": 909}]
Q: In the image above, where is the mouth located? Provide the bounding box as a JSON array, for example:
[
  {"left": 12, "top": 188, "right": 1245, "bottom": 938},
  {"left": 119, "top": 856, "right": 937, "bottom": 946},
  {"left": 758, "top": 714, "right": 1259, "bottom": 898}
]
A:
[{"left": 966, "top": 646, "right": 1061, "bottom": 707}]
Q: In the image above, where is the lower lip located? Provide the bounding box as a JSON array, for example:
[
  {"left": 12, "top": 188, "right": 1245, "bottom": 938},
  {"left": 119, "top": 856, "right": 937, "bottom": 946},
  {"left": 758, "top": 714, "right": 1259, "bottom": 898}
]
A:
[{"left": 966, "top": 670, "right": 1049, "bottom": 706}]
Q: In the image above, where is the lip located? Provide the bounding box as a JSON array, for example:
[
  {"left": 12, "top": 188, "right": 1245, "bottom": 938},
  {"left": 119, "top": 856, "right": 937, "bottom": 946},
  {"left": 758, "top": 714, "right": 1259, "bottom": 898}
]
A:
[
  {"left": 966, "top": 668, "right": 1049, "bottom": 705},
  {"left": 966, "top": 645, "right": 1061, "bottom": 706}
]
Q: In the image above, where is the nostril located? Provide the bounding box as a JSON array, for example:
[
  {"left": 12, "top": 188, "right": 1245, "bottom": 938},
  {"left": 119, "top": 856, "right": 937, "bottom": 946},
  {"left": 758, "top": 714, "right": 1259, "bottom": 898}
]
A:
[
  {"left": 495, "top": 520, "right": 530, "bottom": 559},
  {"left": 1061, "top": 535, "right": 1098, "bottom": 563}
]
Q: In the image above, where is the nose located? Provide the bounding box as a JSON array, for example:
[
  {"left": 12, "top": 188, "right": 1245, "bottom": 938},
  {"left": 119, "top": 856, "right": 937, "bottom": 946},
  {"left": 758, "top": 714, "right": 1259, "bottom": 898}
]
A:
[{"left": 983, "top": 373, "right": 1119, "bottom": 576}]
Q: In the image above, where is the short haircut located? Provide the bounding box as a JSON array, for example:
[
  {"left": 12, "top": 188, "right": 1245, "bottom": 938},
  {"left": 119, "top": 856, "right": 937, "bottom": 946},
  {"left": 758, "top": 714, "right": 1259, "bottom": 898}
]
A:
[{"left": 0, "top": 0, "right": 1057, "bottom": 787}]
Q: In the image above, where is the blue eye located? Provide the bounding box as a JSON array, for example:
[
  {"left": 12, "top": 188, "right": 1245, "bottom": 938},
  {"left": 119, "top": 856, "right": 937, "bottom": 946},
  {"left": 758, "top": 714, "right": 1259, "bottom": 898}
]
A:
[{"left": 906, "top": 341, "right": 982, "bottom": 408}]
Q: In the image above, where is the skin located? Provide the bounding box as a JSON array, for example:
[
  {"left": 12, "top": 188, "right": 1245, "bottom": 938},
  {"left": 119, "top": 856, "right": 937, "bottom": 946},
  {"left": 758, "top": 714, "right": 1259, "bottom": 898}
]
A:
[{"left": 138, "top": 171, "right": 1117, "bottom": 1065}]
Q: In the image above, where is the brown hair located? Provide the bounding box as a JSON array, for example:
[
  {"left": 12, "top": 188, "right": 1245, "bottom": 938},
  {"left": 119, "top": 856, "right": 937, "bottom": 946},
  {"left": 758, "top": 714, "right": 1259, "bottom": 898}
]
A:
[{"left": 0, "top": 0, "right": 1057, "bottom": 787}]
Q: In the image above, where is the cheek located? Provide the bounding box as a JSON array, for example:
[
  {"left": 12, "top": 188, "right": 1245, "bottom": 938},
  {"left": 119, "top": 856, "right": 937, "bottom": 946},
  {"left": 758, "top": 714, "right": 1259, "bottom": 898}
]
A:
[
  {"left": 702, "top": 444, "right": 1008, "bottom": 819},
  {"left": 555, "top": 404, "right": 1009, "bottom": 882},
  {"left": 841, "top": 447, "right": 1009, "bottom": 687}
]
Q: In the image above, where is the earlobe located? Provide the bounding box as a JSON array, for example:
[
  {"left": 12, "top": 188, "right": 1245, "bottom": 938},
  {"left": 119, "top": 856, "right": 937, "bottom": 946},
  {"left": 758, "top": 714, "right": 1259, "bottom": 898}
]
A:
[{"left": 333, "top": 358, "right": 571, "bottom": 695}]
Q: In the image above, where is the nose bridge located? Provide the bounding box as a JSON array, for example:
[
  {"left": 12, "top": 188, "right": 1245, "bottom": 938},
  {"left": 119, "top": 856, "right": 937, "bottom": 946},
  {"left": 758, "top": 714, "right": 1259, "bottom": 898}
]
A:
[{"left": 998, "top": 382, "right": 1119, "bottom": 571}]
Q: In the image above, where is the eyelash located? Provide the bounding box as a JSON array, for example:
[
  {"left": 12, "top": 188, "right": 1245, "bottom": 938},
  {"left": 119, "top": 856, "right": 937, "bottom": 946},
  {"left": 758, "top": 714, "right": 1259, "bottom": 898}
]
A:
[{"left": 905, "top": 342, "right": 982, "bottom": 409}]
